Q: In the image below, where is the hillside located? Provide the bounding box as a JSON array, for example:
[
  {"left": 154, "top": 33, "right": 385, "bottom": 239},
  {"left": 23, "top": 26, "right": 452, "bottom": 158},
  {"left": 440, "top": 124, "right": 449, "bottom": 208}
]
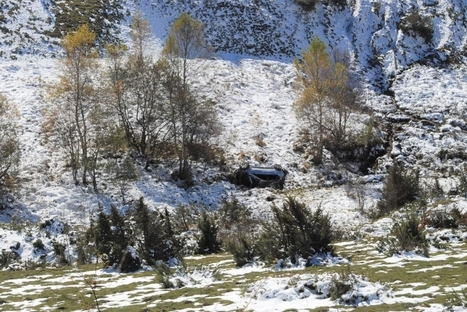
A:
[{"left": 0, "top": 0, "right": 467, "bottom": 311}]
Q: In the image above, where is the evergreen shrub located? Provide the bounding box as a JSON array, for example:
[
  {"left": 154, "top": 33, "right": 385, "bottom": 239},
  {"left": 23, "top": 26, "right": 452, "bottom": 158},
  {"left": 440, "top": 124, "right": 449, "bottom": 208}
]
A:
[
  {"left": 400, "top": 10, "right": 434, "bottom": 43},
  {"left": 376, "top": 213, "right": 429, "bottom": 257},
  {"left": 258, "top": 196, "right": 335, "bottom": 265},
  {"left": 376, "top": 162, "right": 420, "bottom": 217}
]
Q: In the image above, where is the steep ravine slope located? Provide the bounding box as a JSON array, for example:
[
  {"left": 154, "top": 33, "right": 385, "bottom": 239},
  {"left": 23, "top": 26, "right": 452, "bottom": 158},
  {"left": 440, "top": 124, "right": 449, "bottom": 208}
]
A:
[
  {"left": 141, "top": 0, "right": 467, "bottom": 91},
  {"left": 0, "top": 0, "right": 466, "bottom": 266},
  {"left": 2, "top": 0, "right": 466, "bottom": 92}
]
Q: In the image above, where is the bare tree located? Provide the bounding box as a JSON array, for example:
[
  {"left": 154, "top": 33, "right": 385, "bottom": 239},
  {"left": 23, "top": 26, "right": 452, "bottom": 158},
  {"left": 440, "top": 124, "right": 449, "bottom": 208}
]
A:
[
  {"left": 106, "top": 13, "right": 171, "bottom": 170},
  {"left": 160, "top": 68, "right": 221, "bottom": 179},
  {"left": 0, "top": 93, "right": 20, "bottom": 188},
  {"left": 44, "top": 24, "right": 116, "bottom": 191},
  {"left": 326, "top": 63, "right": 356, "bottom": 146},
  {"left": 161, "top": 13, "right": 220, "bottom": 180}
]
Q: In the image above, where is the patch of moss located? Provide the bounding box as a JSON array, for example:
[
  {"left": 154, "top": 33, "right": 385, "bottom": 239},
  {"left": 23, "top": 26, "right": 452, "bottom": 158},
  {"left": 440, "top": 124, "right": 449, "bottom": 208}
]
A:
[{"left": 46, "top": 0, "right": 125, "bottom": 46}]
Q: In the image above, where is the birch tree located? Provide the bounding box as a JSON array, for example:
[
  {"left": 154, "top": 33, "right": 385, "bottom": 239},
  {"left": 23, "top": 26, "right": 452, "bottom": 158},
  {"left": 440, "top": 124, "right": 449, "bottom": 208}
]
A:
[
  {"left": 294, "top": 37, "right": 356, "bottom": 164},
  {"left": 162, "top": 12, "right": 210, "bottom": 85},
  {"left": 44, "top": 24, "right": 110, "bottom": 190},
  {"left": 107, "top": 12, "right": 170, "bottom": 169},
  {"left": 161, "top": 13, "right": 220, "bottom": 180},
  {"left": 60, "top": 24, "right": 98, "bottom": 185}
]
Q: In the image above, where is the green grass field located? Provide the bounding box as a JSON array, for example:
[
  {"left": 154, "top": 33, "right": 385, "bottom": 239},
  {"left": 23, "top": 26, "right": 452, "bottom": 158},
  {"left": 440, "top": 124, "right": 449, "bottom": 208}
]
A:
[{"left": 1, "top": 238, "right": 466, "bottom": 311}]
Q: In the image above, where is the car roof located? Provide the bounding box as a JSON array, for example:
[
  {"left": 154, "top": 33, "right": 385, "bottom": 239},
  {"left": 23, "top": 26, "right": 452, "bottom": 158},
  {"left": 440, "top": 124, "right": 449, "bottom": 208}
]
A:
[{"left": 246, "top": 167, "right": 286, "bottom": 178}]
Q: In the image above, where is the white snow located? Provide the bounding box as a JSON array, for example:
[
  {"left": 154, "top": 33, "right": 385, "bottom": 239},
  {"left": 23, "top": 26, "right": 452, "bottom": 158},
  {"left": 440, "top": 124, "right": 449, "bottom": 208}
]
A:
[{"left": 1, "top": 0, "right": 467, "bottom": 311}]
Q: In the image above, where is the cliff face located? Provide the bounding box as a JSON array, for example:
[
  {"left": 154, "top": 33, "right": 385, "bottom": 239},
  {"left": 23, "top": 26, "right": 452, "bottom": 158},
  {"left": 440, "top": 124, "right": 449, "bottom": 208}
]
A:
[
  {"left": 1, "top": 0, "right": 466, "bottom": 90},
  {"left": 140, "top": 0, "right": 467, "bottom": 91}
]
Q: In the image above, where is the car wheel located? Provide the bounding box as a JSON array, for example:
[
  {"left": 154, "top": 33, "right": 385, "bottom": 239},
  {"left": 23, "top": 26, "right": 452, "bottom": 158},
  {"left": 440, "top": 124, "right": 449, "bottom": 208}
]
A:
[
  {"left": 273, "top": 164, "right": 282, "bottom": 171},
  {"left": 240, "top": 162, "right": 250, "bottom": 170},
  {"left": 279, "top": 181, "right": 285, "bottom": 190}
]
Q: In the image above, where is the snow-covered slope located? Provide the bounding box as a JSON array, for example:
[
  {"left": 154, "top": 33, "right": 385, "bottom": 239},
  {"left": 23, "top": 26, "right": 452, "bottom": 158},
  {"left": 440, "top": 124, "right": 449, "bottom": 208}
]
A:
[
  {"left": 2, "top": 0, "right": 467, "bottom": 89},
  {"left": 0, "top": 0, "right": 466, "bottom": 266},
  {"left": 0, "top": 0, "right": 58, "bottom": 58},
  {"left": 138, "top": 0, "right": 467, "bottom": 90}
]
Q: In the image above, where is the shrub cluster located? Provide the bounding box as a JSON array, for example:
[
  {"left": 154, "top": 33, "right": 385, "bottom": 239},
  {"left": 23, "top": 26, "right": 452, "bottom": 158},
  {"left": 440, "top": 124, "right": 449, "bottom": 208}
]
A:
[
  {"left": 52, "top": 241, "right": 69, "bottom": 265},
  {"left": 294, "top": 0, "right": 347, "bottom": 11},
  {"left": 225, "top": 196, "right": 336, "bottom": 267},
  {"left": 171, "top": 203, "right": 222, "bottom": 255},
  {"left": 261, "top": 197, "right": 334, "bottom": 265},
  {"left": 421, "top": 207, "right": 467, "bottom": 229},
  {"left": 329, "top": 266, "right": 357, "bottom": 302},
  {"left": 335, "top": 119, "right": 384, "bottom": 171},
  {"left": 376, "top": 162, "right": 420, "bottom": 218},
  {"left": 295, "top": 0, "right": 320, "bottom": 10},
  {"left": 79, "top": 199, "right": 181, "bottom": 272},
  {"left": 226, "top": 237, "right": 259, "bottom": 267},
  {"left": 78, "top": 198, "right": 227, "bottom": 271},
  {"left": 217, "top": 197, "right": 254, "bottom": 235},
  {"left": 400, "top": 10, "right": 434, "bottom": 43},
  {"left": 0, "top": 250, "right": 19, "bottom": 269},
  {"left": 376, "top": 213, "right": 429, "bottom": 257},
  {"left": 219, "top": 197, "right": 259, "bottom": 267},
  {"left": 456, "top": 168, "right": 467, "bottom": 197},
  {"left": 76, "top": 195, "right": 337, "bottom": 271},
  {"left": 32, "top": 239, "right": 45, "bottom": 251},
  {"left": 197, "top": 210, "right": 222, "bottom": 254}
]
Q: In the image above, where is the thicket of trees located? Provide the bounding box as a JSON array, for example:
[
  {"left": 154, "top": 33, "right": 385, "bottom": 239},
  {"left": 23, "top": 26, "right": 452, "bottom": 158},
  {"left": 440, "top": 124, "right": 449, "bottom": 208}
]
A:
[
  {"left": 39, "top": 13, "right": 226, "bottom": 270},
  {"left": 43, "top": 12, "right": 221, "bottom": 191},
  {"left": 79, "top": 198, "right": 181, "bottom": 272},
  {"left": 106, "top": 12, "right": 171, "bottom": 171}
]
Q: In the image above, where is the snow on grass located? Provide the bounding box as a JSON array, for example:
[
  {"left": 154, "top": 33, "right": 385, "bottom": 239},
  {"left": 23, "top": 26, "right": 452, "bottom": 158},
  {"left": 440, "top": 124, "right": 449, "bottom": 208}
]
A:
[
  {"left": 218, "top": 272, "right": 390, "bottom": 311},
  {"left": 0, "top": 241, "right": 466, "bottom": 311}
]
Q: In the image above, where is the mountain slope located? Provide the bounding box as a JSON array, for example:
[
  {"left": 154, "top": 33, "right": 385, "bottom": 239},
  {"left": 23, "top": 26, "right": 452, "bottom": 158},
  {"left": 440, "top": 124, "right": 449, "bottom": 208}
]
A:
[
  {"left": 0, "top": 0, "right": 465, "bottom": 233},
  {"left": 139, "top": 0, "right": 467, "bottom": 91},
  {"left": 0, "top": 0, "right": 466, "bottom": 274},
  {"left": 2, "top": 0, "right": 466, "bottom": 91},
  {"left": 0, "top": 0, "right": 58, "bottom": 58},
  {"left": 0, "top": 1, "right": 467, "bottom": 310}
]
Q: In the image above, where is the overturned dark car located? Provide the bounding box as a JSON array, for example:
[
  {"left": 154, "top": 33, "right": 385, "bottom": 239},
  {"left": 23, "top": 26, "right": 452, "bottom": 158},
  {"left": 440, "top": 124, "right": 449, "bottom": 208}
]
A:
[{"left": 234, "top": 164, "right": 288, "bottom": 190}]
